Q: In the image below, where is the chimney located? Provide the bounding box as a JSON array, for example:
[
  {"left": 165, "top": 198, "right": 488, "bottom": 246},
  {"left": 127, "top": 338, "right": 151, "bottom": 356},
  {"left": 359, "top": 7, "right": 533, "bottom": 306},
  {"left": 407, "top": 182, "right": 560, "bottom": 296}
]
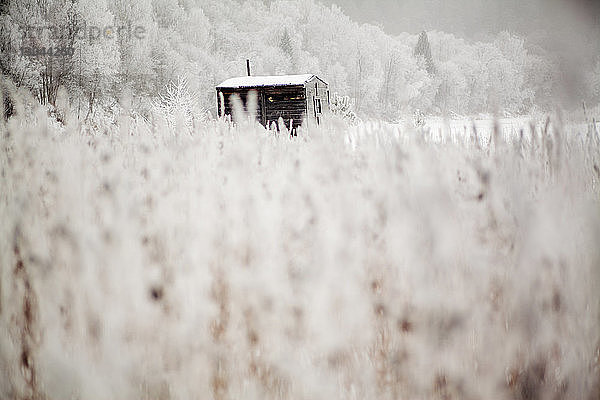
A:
[{"left": 246, "top": 59, "right": 251, "bottom": 76}]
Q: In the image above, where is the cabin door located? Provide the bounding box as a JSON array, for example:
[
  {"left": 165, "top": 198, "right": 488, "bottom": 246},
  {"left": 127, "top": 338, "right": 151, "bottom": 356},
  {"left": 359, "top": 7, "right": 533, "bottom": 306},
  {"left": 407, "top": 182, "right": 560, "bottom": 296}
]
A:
[{"left": 313, "top": 96, "right": 323, "bottom": 124}]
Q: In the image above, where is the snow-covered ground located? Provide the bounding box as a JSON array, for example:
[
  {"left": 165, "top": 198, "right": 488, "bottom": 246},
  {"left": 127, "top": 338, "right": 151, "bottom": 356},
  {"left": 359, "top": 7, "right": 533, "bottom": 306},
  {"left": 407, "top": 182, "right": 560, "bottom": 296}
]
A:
[
  {"left": 1, "top": 108, "right": 599, "bottom": 400},
  {"left": 395, "top": 116, "right": 600, "bottom": 146}
]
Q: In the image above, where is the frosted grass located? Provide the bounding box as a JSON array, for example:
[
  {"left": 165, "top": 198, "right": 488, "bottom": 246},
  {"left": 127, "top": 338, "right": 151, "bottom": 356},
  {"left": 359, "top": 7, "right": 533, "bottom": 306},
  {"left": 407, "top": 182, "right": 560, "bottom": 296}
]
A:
[{"left": 1, "top": 97, "right": 599, "bottom": 400}]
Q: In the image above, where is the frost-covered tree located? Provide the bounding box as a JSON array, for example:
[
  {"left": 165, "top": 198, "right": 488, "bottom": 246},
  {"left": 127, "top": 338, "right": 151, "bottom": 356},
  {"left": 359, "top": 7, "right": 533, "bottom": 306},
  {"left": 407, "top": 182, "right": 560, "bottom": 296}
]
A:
[
  {"left": 414, "top": 31, "right": 436, "bottom": 75},
  {"left": 75, "top": 0, "right": 121, "bottom": 119},
  {"left": 0, "top": 0, "right": 82, "bottom": 105},
  {"left": 153, "top": 75, "right": 203, "bottom": 127},
  {"left": 108, "top": 0, "right": 156, "bottom": 96},
  {"left": 279, "top": 28, "right": 294, "bottom": 60},
  {"left": 330, "top": 92, "right": 358, "bottom": 123}
]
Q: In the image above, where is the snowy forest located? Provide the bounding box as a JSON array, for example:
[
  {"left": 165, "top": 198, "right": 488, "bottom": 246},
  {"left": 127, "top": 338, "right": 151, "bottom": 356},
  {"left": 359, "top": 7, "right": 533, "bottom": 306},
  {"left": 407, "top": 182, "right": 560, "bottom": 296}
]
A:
[
  {"left": 1, "top": 1, "right": 600, "bottom": 400},
  {"left": 1, "top": 0, "right": 599, "bottom": 120}
]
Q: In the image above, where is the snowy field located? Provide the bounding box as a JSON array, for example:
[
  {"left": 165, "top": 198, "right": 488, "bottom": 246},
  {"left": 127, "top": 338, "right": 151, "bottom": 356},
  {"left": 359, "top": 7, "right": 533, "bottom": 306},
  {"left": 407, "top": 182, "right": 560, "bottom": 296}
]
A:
[
  {"left": 390, "top": 116, "right": 600, "bottom": 147},
  {"left": 1, "top": 105, "right": 600, "bottom": 400}
]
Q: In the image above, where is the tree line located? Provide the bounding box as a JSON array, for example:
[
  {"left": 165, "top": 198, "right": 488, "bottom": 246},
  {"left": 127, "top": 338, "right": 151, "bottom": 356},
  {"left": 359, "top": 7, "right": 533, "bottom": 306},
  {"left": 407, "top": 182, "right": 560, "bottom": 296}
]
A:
[{"left": 1, "top": 0, "right": 598, "bottom": 121}]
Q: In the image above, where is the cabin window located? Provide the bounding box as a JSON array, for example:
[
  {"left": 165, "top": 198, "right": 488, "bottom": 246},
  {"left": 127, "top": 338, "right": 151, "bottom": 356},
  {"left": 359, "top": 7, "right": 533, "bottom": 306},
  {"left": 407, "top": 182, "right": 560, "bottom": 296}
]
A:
[
  {"left": 316, "top": 98, "right": 322, "bottom": 114},
  {"left": 267, "top": 93, "right": 305, "bottom": 102}
]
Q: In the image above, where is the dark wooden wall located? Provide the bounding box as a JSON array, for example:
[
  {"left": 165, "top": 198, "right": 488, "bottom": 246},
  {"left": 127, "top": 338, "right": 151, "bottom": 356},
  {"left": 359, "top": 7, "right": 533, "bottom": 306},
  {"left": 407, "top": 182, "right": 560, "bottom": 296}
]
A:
[
  {"left": 263, "top": 86, "right": 306, "bottom": 129},
  {"left": 217, "top": 85, "right": 307, "bottom": 130}
]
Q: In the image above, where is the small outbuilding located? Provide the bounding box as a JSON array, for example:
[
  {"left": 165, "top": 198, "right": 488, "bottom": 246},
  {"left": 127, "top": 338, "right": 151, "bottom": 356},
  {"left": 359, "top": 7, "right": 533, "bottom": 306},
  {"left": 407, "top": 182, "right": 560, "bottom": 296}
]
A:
[{"left": 216, "top": 74, "right": 329, "bottom": 130}]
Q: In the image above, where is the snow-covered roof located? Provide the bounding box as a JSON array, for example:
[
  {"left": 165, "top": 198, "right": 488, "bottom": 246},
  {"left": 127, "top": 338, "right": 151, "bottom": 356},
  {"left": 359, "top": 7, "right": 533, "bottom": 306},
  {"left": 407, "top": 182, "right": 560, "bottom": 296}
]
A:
[{"left": 217, "top": 74, "right": 323, "bottom": 89}]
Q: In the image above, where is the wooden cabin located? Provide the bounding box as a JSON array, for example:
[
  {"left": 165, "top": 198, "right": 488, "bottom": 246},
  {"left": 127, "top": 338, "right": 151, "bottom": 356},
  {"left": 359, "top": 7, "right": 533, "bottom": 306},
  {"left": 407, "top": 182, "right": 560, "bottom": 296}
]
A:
[{"left": 216, "top": 74, "right": 329, "bottom": 130}]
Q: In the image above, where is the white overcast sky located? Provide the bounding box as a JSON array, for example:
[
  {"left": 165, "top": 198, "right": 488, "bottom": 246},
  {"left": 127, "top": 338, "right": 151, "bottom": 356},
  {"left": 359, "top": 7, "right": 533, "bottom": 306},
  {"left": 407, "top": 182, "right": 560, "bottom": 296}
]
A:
[{"left": 319, "top": 0, "right": 600, "bottom": 40}]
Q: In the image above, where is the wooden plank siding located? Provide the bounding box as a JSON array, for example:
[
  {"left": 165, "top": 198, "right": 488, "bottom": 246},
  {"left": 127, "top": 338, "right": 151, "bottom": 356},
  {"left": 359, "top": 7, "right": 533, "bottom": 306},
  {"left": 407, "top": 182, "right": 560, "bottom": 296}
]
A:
[
  {"left": 217, "top": 86, "right": 307, "bottom": 130},
  {"left": 263, "top": 86, "right": 306, "bottom": 129},
  {"left": 217, "top": 89, "right": 263, "bottom": 123}
]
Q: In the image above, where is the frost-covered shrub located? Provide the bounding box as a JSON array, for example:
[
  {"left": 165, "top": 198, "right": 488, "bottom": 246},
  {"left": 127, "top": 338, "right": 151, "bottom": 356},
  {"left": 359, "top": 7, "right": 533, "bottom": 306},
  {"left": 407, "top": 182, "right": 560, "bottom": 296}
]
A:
[
  {"left": 412, "top": 108, "right": 426, "bottom": 127},
  {"left": 1, "top": 93, "right": 599, "bottom": 400},
  {"left": 330, "top": 92, "right": 359, "bottom": 124}
]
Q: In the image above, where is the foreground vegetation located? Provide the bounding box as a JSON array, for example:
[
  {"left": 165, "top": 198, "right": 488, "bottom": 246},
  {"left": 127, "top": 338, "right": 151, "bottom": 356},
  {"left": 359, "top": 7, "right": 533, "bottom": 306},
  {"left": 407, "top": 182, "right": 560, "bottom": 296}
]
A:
[{"left": 1, "top": 93, "right": 599, "bottom": 399}]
